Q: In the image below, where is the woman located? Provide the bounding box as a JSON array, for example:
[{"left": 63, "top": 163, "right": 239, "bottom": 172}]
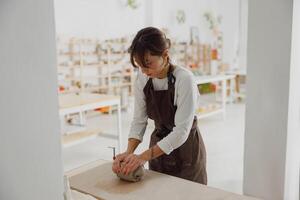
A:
[{"left": 112, "top": 27, "right": 207, "bottom": 184}]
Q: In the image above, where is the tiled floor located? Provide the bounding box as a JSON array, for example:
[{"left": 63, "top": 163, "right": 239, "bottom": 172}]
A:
[{"left": 62, "top": 102, "right": 246, "bottom": 194}]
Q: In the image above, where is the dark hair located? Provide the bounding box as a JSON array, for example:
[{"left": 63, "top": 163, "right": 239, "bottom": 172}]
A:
[{"left": 128, "top": 27, "right": 171, "bottom": 68}]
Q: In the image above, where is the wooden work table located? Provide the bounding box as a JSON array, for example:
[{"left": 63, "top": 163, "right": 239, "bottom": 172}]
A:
[{"left": 66, "top": 160, "right": 261, "bottom": 200}]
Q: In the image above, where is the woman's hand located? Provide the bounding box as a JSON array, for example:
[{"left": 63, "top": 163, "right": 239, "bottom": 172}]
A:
[
  {"left": 120, "top": 154, "right": 146, "bottom": 175},
  {"left": 112, "top": 152, "right": 129, "bottom": 174}
]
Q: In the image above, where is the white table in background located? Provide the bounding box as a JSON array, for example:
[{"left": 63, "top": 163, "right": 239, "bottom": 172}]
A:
[
  {"left": 194, "top": 74, "right": 236, "bottom": 119},
  {"left": 59, "top": 93, "right": 122, "bottom": 151}
]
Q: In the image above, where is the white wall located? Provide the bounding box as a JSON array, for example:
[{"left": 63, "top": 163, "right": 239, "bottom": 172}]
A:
[
  {"left": 237, "top": 0, "right": 248, "bottom": 72},
  {"left": 0, "top": 1, "right": 64, "bottom": 200},
  {"left": 54, "top": 0, "right": 146, "bottom": 39},
  {"left": 54, "top": 0, "right": 242, "bottom": 69},
  {"left": 152, "top": 0, "right": 210, "bottom": 41},
  {"left": 244, "top": 0, "right": 299, "bottom": 199},
  {"left": 210, "top": 0, "right": 241, "bottom": 70}
]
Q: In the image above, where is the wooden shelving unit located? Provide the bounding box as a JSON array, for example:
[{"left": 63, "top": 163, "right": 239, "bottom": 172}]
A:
[
  {"left": 56, "top": 36, "right": 135, "bottom": 109},
  {"left": 170, "top": 41, "right": 212, "bottom": 75}
]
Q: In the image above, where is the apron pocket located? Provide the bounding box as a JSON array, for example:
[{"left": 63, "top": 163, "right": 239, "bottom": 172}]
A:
[
  {"left": 178, "top": 129, "right": 196, "bottom": 167},
  {"left": 162, "top": 153, "right": 179, "bottom": 173}
]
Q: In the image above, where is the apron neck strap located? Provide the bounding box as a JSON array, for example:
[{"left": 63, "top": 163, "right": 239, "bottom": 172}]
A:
[
  {"left": 148, "top": 63, "right": 176, "bottom": 85},
  {"left": 167, "top": 64, "right": 176, "bottom": 85}
]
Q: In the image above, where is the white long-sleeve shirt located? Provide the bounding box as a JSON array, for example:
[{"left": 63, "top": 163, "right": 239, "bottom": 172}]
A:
[{"left": 128, "top": 65, "right": 200, "bottom": 155}]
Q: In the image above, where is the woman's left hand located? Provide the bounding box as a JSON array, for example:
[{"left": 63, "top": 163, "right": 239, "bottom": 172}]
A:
[{"left": 121, "top": 154, "right": 146, "bottom": 175}]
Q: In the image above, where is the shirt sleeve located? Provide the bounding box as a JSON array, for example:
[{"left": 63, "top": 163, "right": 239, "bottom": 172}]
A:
[
  {"left": 128, "top": 71, "right": 148, "bottom": 142},
  {"left": 157, "top": 73, "right": 198, "bottom": 155}
]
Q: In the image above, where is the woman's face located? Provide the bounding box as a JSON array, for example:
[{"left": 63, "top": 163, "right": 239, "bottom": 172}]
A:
[{"left": 134, "top": 51, "right": 168, "bottom": 78}]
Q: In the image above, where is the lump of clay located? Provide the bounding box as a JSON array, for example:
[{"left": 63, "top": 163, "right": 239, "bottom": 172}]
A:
[{"left": 116, "top": 162, "right": 145, "bottom": 182}]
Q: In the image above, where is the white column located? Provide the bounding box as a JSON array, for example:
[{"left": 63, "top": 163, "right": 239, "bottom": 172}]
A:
[
  {"left": 244, "top": 0, "right": 299, "bottom": 200},
  {"left": 0, "top": 0, "right": 64, "bottom": 200},
  {"left": 284, "top": 1, "right": 300, "bottom": 199}
]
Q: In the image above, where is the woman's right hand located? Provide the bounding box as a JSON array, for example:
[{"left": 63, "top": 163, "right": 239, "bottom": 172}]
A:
[{"left": 112, "top": 151, "right": 129, "bottom": 174}]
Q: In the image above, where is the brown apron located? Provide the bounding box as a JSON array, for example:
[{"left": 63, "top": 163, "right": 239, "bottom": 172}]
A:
[{"left": 143, "top": 65, "right": 207, "bottom": 184}]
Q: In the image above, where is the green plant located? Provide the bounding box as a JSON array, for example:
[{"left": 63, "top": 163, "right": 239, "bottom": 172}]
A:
[
  {"left": 203, "top": 11, "right": 222, "bottom": 30},
  {"left": 127, "top": 0, "right": 139, "bottom": 9},
  {"left": 176, "top": 10, "right": 186, "bottom": 24}
]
